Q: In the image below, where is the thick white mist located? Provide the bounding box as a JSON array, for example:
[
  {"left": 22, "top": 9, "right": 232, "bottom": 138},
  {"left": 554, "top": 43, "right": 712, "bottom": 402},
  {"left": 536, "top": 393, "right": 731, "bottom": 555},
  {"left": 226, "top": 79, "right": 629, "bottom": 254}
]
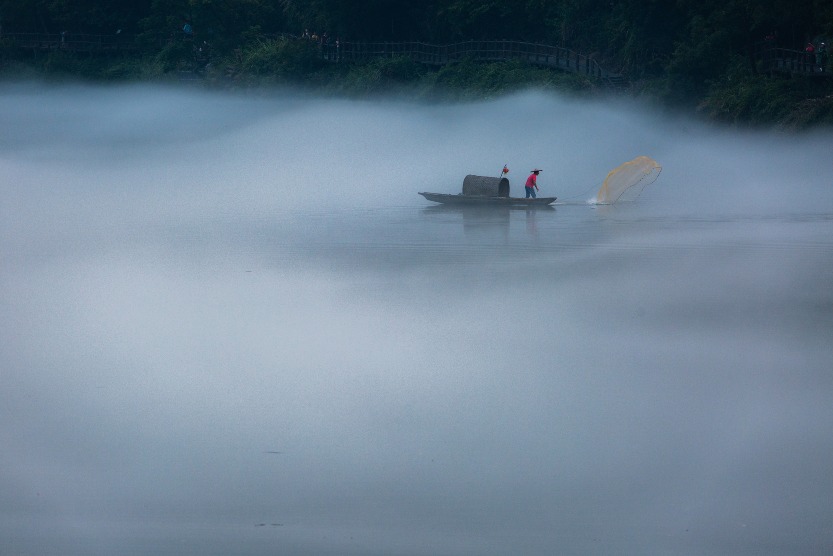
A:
[
  {"left": 2, "top": 84, "right": 833, "bottom": 556},
  {"left": 3, "top": 84, "right": 832, "bottom": 216}
]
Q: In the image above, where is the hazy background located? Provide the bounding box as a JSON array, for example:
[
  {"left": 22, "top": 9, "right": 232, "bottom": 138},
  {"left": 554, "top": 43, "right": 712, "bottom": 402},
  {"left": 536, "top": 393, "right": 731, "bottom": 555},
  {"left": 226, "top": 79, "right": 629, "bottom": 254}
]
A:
[{"left": 2, "top": 84, "right": 832, "bottom": 555}]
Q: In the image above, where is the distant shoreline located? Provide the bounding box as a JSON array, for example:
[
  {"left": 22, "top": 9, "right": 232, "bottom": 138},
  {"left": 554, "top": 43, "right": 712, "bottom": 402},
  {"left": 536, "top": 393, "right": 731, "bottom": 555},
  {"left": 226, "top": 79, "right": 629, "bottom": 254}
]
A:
[{"left": 2, "top": 42, "right": 832, "bottom": 130}]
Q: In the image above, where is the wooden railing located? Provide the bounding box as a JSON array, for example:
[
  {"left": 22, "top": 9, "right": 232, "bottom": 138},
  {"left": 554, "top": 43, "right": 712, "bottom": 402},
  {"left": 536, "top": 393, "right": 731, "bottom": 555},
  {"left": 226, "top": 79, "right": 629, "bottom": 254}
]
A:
[
  {"left": 4, "top": 32, "right": 829, "bottom": 82},
  {"left": 759, "top": 46, "right": 830, "bottom": 76},
  {"left": 321, "top": 40, "right": 626, "bottom": 87},
  {"left": 2, "top": 32, "right": 626, "bottom": 86}
]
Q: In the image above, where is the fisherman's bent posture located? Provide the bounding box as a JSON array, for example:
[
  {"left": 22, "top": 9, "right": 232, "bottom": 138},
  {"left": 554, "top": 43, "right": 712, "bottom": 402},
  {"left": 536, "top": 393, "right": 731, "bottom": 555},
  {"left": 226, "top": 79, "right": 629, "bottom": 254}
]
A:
[{"left": 525, "top": 169, "right": 541, "bottom": 198}]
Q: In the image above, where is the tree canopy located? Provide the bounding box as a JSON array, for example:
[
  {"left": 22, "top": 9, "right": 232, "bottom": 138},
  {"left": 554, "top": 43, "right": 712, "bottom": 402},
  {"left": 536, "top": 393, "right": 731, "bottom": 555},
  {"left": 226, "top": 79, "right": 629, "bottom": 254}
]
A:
[
  {"left": 2, "top": 0, "right": 832, "bottom": 125},
  {"left": 2, "top": 0, "right": 830, "bottom": 49}
]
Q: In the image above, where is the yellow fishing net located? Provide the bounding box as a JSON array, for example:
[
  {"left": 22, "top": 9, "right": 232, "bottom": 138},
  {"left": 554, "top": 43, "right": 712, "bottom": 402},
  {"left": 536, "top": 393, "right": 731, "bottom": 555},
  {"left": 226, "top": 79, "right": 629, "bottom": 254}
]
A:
[{"left": 594, "top": 156, "right": 662, "bottom": 204}]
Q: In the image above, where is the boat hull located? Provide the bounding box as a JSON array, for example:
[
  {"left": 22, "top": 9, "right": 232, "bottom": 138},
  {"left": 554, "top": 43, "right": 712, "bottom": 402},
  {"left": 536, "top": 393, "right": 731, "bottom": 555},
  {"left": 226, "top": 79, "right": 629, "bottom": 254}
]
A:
[{"left": 419, "top": 192, "right": 556, "bottom": 206}]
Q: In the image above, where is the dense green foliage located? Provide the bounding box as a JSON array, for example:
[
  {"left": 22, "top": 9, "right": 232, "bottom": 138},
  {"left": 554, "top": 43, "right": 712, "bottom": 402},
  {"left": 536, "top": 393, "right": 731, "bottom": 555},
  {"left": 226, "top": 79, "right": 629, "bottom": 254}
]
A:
[{"left": 2, "top": 1, "right": 832, "bottom": 127}]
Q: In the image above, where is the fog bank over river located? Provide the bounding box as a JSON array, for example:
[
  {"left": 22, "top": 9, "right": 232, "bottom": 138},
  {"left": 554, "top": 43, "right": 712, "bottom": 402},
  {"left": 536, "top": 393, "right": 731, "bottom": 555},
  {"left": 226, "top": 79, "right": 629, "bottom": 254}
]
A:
[{"left": 2, "top": 84, "right": 833, "bottom": 555}]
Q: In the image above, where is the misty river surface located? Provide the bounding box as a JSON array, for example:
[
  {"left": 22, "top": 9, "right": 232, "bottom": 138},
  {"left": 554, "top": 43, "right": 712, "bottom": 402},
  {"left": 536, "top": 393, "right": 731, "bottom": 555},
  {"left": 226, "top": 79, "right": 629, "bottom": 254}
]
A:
[{"left": 2, "top": 85, "right": 833, "bottom": 555}]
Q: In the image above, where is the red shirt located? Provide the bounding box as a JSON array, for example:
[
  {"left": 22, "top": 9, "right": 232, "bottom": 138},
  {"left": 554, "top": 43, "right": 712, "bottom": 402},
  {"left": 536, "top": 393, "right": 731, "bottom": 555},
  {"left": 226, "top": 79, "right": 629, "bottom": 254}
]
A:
[{"left": 525, "top": 173, "right": 538, "bottom": 188}]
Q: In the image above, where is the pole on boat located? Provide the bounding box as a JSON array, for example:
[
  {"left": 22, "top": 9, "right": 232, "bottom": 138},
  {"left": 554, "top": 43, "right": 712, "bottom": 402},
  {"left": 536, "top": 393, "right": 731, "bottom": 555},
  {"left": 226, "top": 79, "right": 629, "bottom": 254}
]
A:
[{"left": 499, "top": 164, "right": 508, "bottom": 178}]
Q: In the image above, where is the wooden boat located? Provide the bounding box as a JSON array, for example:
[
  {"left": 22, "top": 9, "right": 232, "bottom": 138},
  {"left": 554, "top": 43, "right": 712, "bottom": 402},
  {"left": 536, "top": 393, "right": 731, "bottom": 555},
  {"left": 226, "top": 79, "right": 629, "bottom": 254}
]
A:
[
  {"left": 419, "top": 192, "right": 556, "bottom": 206},
  {"left": 419, "top": 174, "right": 555, "bottom": 207}
]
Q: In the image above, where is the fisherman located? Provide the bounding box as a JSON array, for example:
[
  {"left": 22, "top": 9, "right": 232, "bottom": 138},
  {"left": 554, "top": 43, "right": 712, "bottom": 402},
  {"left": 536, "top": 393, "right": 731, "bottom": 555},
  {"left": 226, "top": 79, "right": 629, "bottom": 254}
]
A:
[{"left": 525, "top": 169, "right": 541, "bottom": 198}]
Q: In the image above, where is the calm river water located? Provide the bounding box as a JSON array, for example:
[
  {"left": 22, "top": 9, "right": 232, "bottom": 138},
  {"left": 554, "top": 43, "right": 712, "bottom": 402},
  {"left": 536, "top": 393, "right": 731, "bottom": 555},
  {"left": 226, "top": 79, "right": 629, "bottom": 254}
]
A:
[{"left": 2, "top": 85, "right": 833, "bottom": 555}]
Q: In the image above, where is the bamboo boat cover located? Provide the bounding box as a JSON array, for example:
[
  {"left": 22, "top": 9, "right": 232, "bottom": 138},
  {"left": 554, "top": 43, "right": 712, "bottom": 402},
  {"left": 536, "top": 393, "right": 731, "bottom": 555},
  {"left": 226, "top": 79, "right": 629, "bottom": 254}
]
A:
[{"left": 462, "top": 175, "right": 510, "bottom": 197}]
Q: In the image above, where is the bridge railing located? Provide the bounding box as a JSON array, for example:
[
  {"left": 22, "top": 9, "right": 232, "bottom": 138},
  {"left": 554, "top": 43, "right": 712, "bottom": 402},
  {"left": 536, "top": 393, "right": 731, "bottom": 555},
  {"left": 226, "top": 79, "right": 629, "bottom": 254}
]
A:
[
  {"left": 323, "top": 40, "right": 620, "bottom": 82},
  {"left": 758, "top": 45, "right": 830, "bottom": 75},
  {"left": 2, "top": 32, "right": 624, "bottom": 84}
]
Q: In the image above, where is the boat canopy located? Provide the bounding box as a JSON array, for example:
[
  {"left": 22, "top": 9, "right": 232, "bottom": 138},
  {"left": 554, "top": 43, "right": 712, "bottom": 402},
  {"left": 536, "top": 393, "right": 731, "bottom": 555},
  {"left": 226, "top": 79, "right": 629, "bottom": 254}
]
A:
[{"left": 462, "top": 175, "right": 510, "bottom": 197}]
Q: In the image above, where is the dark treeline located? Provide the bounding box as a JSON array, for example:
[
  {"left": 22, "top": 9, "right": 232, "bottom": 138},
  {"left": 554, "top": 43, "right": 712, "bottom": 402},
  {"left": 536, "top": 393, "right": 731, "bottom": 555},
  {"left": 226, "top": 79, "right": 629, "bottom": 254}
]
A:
[
  {"left": 4, "top": 1, "right": 832, "bottom": 64},
  {"left": 2, "top": 1, "right": 833, "bottom": 126}
]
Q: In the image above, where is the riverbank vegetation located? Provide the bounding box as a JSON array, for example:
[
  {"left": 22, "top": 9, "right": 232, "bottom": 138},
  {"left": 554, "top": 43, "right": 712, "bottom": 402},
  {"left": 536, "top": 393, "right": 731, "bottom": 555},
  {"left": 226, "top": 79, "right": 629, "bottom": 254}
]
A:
[{"left": 1, "top": 1, "right": 832, "bottom": 128}]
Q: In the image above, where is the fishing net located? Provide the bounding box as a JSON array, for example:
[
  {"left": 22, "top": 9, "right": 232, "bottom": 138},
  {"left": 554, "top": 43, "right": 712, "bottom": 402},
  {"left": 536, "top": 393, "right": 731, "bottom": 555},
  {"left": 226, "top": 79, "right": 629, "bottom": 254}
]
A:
[{"left": 594, "top": 156, "right": 662, "bottom": 204}]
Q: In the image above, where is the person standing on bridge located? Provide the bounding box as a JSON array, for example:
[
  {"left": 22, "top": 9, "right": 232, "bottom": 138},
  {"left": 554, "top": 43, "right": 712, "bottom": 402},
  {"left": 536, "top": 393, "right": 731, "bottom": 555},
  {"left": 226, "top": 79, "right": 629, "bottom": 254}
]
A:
[
  {"left": 525, "top": 169, "right": 541, "bottom": 198},
  {"left": 805, "top": 41, "right": 816, "bottom": 72}
]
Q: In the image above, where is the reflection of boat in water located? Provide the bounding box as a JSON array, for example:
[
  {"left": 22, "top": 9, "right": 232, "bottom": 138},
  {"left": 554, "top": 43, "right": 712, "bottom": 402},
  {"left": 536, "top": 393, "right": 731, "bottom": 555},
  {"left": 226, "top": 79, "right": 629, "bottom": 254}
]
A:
[{"left": 419, "top": 175, "right": 556, "bottom": 207}]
